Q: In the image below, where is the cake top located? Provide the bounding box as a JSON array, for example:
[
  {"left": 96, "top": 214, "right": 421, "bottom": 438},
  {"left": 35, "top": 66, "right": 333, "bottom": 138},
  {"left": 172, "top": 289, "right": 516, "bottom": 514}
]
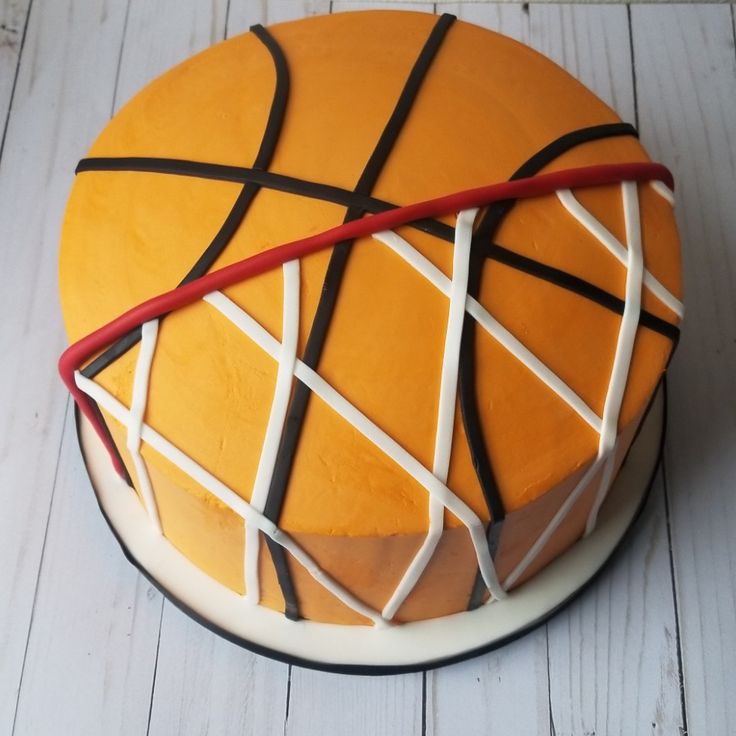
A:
[{"left": 59, "top": 11, "right": 682, "bottom": 545}]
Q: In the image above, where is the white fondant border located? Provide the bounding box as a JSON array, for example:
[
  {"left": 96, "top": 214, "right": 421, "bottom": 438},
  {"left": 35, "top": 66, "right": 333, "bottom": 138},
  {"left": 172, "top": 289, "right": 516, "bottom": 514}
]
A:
[{"left": 77, "top": 385, "right": 664, "bottom": 674}]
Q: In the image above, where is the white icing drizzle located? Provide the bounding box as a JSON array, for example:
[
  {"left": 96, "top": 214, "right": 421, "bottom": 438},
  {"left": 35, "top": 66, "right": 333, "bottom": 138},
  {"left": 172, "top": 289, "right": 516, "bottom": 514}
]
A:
[
  {"left": 381, "top": 208, "right": 504, "bottom": 621},
  {"left": 203, "top": 290, "right": 502, "bottom": 601},
  {"left": 126, "top": 319, "right": 162, "bottom": 534},
  {"left": 505, "top": 181, "right": 646, "bottom": 588},
  {"left": 243, "top": 260, "right": 300, "bottom": 605},
  {"left": 584, "top": 181, "right": 644, "bottom": 535},
  {"left": 75, "top": 370, "right": 387, "bottom": 627},
  {"left": 372, "top": 230, "right": 603, "bottom": 432},
  {"left": 650, "top": 180, "right": 675, "bottom": 205},
  {"left": 557, "top": 188, "right": 683, "bottom": 319}
]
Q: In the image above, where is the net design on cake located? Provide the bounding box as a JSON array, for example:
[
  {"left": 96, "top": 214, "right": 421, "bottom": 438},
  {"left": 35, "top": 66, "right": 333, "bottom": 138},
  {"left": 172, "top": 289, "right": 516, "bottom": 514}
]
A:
[{"left": 58, "top": 11, "right": 683, "bottom": 634}]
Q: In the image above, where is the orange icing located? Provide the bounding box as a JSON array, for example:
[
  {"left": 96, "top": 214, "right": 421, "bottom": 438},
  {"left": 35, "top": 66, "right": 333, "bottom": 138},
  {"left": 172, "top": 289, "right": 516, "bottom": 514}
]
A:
[{"left": 59, "top": 11, "right": 681, "bottom": 624}]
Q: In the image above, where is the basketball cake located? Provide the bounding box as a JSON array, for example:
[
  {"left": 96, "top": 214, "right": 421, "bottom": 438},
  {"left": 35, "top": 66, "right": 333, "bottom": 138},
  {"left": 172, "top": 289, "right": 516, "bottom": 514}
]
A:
[{"left": 58, "top": 11, "right": 683, "bottom": 671}]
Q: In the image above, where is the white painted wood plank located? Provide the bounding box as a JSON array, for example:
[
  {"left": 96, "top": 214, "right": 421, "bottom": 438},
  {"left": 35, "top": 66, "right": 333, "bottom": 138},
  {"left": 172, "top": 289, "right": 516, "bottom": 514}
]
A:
[
  {"left": 0, "top": 0, "right": 130, "bottom": 730},
  {"left": 12, "top": 407, "right": 163, "bottom": 736},
  {"left": 527, "top": 3, "right": 636, "bottom": 125},
  {"left": 546, "top": 473, "right": 684, "bottom": 735},
  {"left": 633, "top": 6, "right": 736, "bottom": 735},
  {"left": 114, "top": 0, "right": 228, "bottom": 109},
  {"left": 427, "top": 630, "right": 550, "bottom": 736},
  {"left": 286, "top": 667, "right": 424, "bottom": 736},
  {"left": 227, "top": 0, "right": 330, "bottom": 37},
  {"left": 0, "top": 0, "right": 32, "bottom": 142},
  {"left": 148, "top": 603, "right": 289, "bottom": 736},
  {"left": 332, "top": 2, "right": 434, "bottom": 12}
]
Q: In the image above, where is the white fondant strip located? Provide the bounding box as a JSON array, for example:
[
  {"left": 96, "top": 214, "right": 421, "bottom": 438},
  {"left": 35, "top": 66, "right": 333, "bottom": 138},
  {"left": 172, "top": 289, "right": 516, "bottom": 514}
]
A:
[
  {"left": 557, "top": 188, "right": 683, "bottom": 318},
  {"left": 506, "top": 181, "right": 646, "bottom": 586},
  {"left": 584, "top": 181, "right": 644, "bottom": 535},
  {"left": 434, "top": 208, "right": 478, "bottom": 479},
  {"left": 126, "top": 319, "right": 162, "bottom": 534},
  {"left": 243, "top": 260, "right": 300, "bottom": 605},
  {"left": 503, "top": 456, "right": 604, "bottom": 589},
  {"left": 373, "top": 229, "right": 603, "bottom": 433},
  {"left": 382, "top": 209, "right": 505, "bottom": 620},
  {"left": 204, "top": 292, "right": 501, "bottom": 598},
  {"left": 650, "top": 180, "right": 675, "bottom": 205},
  {"left": 75, "top": 371, "right": 386, "bottom": 627}
]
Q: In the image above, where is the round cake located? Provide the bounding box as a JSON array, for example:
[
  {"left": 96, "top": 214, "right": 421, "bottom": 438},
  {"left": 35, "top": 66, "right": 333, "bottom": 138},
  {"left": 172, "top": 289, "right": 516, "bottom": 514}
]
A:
[{"left": 58, "top": 10, "right": 682, "bottom": 667}]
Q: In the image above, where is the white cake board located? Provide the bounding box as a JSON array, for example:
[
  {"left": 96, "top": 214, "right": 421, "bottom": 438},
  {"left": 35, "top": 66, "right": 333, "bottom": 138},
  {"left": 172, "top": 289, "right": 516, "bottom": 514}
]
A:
[{"left": 77, "top": 384, "right": 665, "bottom": 674}]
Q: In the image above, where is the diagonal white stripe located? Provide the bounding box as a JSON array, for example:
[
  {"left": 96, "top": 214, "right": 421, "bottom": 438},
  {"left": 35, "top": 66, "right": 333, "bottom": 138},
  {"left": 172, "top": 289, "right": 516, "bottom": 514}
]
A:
[
  {"left": 75, "top": 370, "right": 387, "bottom": 627},
  {"left": 505, "top": 181, "right": 646, "bottom": 588},
  {"left": 381, "top": 208, "right": 504, "bottom": 621},
  {"left": 126, "top": 319, "right": 162, "bottom": 533},
  {"left": 204, "top": 291, "right": 502, "bottom": 600},
  {"left": 557, "top": 188, "right": 683, "bottom": 318},
  {"left": 650, "top": 180, "right": 674, "bottom": 206},
  {"left": 244, "top": 260, "right": 300, "bottom": 606},
  {"left": 373, "top": 229, "right": 603, "bottom": 432},
  {"left": 584, "top": 180, "right": 644, "bottom": 534}
]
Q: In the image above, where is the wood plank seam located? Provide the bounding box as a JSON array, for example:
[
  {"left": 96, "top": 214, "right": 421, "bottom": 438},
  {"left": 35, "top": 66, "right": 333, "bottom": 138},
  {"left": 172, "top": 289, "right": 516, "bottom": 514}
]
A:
[
  {"left": 10, "top": 398, "right": 70, "bottom": 735},
  {"left": 628, "top": 8, "right": 686, "bottom": 734},
  {"left": 285, "top": 664, "right": 293, "bottom": 731},
  {"left": 661, "top": 457, "right": 690, "bottom": 736},
  {"left": 0, "top": 0, "right": 34, "bottom": 167},
  {"left": 626, "top": 4, "right": 639, "bottom": 129},
  {"left": 545, "top": 626, "right": 555, "bottom": 736},
  {"left": 110, "top": 0, "right": 133, "bottom": 118},
  {"left": 145, "top": 601, "right": 166, "bottom": 736},
  {"left": 628, "top": 13, "right": 688, "bottom": 735}
]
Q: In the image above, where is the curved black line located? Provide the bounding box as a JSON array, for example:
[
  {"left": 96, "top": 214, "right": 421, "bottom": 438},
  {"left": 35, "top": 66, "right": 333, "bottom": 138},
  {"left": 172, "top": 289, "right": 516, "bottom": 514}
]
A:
[
  {"left": 260, "top": 13, "right": 457, "bottom": 559},
  {"left": 75, "top": 156, "right": 679, "bottom": 344},
  {"left": 483, "top": 243, "right": 680, "bottom": 342},
  {"left": 81, "top": 24, "right": 288, "bottom": 381},
  {"left": 76, "top": 156, "right": 457, "bottom": 243},
  {"left": 464, "top": 122, "right": 643, "bottom": 610}
]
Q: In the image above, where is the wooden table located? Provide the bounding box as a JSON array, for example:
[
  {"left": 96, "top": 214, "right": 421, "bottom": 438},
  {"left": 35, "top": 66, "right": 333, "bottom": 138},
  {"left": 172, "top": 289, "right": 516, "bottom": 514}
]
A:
[{"left": 1, "top": 1, "right": 734, "bottom": 734}]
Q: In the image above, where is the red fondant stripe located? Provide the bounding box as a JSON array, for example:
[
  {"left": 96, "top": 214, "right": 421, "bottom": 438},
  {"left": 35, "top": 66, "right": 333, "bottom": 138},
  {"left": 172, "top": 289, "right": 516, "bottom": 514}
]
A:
[{"left": 59, "top": 161, "right": 674, "bottom": 476}]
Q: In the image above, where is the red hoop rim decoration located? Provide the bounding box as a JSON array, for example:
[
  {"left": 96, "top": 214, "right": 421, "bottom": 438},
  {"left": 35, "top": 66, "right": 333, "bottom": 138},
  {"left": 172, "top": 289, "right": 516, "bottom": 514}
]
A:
[{"left": 59, "top": 161, "right": 674, "bottom": 476}]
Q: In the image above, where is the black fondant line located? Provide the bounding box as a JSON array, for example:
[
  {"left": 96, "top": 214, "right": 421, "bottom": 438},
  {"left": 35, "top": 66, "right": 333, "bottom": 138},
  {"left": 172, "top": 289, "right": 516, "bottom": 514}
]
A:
[
  {"left": 467, "top": 521, "right": 505, "bottom": 611},
  {"left": 483, "top": 242, "right": 680, "bottom": 342},
  {"left": 264, "top": 537, "right": 299, "bottom": 620},
  {"left": 81, "top": 24, "right": 288, "bottom": 381},
  {"left": 464, "top": 122, "right": 643, "bottom": 610},
  {"left": 75, "top": 156, "right": 679, "bottom": 344},
  {"left": 460, "top": 122, "right": 640, "bottom": 531},
  {"left": 76, "top": 156, "right": 456, "bottom": 242},
  {"left": 261, "top": 13, "right": 457, "bottom": 542}
]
